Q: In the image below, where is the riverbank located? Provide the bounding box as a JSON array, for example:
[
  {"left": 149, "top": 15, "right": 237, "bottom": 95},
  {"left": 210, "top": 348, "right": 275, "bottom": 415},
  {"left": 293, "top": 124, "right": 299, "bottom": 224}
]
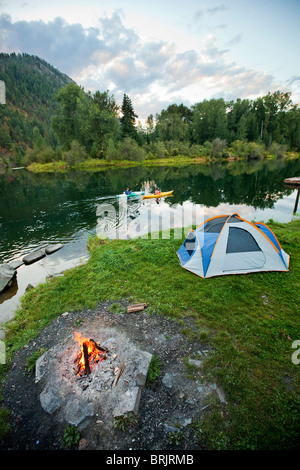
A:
[
  {"left": 25, "top": 151, "right": 300, "bottom": 173},
  {"left": 0, "top": 219, "right": 299, "bottom": 449},
  {"left": 26, "top": 155, "right": 210, "bottom": 172}
]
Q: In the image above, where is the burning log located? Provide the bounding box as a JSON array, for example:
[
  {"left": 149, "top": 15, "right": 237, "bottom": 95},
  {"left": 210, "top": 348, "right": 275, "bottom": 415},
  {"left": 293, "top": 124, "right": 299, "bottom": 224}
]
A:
[
  {"left": 82, "top": 342, "right": 91, "bottom": 375},
  {"left": 90, "top": 339, "right": 109, "bottom": 354}
]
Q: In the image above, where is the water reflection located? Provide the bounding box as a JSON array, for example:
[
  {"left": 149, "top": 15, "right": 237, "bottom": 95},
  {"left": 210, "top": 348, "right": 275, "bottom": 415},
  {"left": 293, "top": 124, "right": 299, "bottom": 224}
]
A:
[{"left": 0, "top": 158, "right": 299, "bottom": 333}]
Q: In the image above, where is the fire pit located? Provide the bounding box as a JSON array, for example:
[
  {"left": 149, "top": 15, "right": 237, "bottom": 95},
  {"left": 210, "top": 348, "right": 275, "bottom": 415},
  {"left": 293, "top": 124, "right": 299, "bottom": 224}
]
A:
[{"left": 35, "top": 325, "right": 153, "bottom": 429}]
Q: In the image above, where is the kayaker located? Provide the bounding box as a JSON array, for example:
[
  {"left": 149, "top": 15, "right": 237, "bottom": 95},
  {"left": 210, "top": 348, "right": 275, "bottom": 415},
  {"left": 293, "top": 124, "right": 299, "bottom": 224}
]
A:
[
  {"left": 125, "top": 187, "right": 131, "bottom": 195},
  {"left": 155, "top": 187, "right": 160, "bottom": 204}
]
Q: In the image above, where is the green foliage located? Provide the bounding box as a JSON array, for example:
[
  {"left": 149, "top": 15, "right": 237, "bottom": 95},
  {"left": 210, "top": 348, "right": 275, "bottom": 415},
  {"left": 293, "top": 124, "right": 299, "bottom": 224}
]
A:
[
  {"left": 168, "top": 429, "right": 183, "bottom": 445},
  {"left": 0, "top": 407, "right": 11, "bottom": 441},
  {"left": 0, "top": 52, "right": 70, "bottom": 159},
  {"left": 113, "top": 413, "right": 137, "bottom": 431},
  {"left": 25, "top": 348, "right": 47, "bottom": 375},
  {"left": 120, "top": 94, "right": 138, "bottom": 140},
  {"left": 63, "top": 139, "right": 88, "bottom": 166},
  {"left": 106, "top": 137, "right": 145, "bottom": 162},
  {"left": 146, "top": 354, "right": 162, "bottom": 386},
  {"left": 109, "top": 302, "right": 127, "bottom": 314},
  {"left": 61, "top": 424, "right": 80, "bottom": 448}
]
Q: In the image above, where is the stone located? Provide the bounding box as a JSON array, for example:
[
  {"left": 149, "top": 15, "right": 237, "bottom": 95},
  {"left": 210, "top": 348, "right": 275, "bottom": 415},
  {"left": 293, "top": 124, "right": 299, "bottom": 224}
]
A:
[
  {"left": 188, "top": 358, "right": 203, "bottom": 368},
  {"left": 8, "top": 259, "right": 24, "bottom": 269},
  {"left": 0, "top": 264, "right": 16, "bottom": 293},
  {"left": 63, "top": 398, "right": 94, "bottom": 427},
  {"left": 23, "top": 249, "right": 45, "bottom": 265},
  {"left": 40, "top": 386, "right": 61, "bottom": 414},
  {"left": 162, "top": 372, "right": 174, "bottom": 389},
  {"left": 113, "top": 386, "right": 142, "bottom": 418},
  {"left": 45, "top": 244, "right": 63, "bottom": 255},
  {"left": 35, "top": 349, "right": 51, "bottom": 384}
]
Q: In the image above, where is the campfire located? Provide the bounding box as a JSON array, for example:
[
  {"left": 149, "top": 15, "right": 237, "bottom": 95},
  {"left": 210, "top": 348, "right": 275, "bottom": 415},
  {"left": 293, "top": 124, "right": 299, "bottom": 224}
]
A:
[{"left": 73, "top": 332, "right": 109, "bottom": 376}]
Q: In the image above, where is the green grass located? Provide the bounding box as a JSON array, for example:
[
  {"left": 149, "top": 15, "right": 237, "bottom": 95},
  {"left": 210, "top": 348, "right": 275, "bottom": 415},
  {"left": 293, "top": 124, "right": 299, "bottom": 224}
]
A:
[{"left": 1, "top": 219, "right": 299, "bottom": 449}]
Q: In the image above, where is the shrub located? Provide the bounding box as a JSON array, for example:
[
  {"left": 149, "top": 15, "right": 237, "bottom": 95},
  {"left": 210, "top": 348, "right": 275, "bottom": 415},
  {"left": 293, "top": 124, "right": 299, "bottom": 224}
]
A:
[
  {"left": 63, "top": 140, "right": 88, "bottom": 166},
  {"left": 118, "top": 137, "right": 145, "bottom": 161}
]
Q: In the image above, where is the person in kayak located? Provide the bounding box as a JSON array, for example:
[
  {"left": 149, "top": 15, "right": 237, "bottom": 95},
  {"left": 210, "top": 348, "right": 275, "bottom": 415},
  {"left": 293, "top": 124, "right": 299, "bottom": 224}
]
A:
[
  {"left": 125, "top": 187, "right": 131, "bottom": 195},
  {"left": 155, "top": 187, "right": 160, "bottom": 204}
]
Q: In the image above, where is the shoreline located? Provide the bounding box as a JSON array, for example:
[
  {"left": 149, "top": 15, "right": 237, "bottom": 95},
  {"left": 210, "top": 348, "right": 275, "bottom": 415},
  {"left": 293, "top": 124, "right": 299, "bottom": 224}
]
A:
[{"left": 22, "top": 151, "right": 300, "bottom": 173}]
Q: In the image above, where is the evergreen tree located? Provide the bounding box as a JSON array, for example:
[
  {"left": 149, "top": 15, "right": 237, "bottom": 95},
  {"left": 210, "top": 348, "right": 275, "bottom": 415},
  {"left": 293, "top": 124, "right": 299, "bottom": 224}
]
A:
[{"left": 120, "top": 94, "right": 138, "bottom": 140}]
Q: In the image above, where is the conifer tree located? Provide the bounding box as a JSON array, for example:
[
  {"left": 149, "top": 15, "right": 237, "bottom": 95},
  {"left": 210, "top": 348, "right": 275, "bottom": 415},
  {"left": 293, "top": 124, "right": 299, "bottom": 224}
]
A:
[{"left": 120, "top": 94, "right": 138, "bottom": 140}]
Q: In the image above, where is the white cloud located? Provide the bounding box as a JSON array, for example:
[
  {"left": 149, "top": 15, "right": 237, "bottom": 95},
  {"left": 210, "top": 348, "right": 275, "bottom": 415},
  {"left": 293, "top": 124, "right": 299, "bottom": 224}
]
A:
[{"left": 0, "top": 9, "right": 291, "bottom": 118}]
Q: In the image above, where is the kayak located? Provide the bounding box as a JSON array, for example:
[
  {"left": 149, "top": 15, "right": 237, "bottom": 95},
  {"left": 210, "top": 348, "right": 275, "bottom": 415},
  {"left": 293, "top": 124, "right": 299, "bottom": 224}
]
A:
[
  {"left": 143, "top": 190, "right": 174, "bottom": 199},
  {"left": 116, "top": 191, "right": 145, "bottom": 198}
]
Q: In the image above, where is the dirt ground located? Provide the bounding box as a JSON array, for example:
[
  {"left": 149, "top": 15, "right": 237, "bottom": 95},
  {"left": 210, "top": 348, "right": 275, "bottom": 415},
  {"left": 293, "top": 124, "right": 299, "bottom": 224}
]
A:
[{"left": 0, "top": 299, "right": 221, "bottom": 451}]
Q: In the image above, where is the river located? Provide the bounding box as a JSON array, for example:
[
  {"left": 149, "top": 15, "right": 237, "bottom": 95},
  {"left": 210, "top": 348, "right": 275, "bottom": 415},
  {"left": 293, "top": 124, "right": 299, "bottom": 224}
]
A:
[{"left": 0, "top": 157, "right": 299, "bottom": 337}]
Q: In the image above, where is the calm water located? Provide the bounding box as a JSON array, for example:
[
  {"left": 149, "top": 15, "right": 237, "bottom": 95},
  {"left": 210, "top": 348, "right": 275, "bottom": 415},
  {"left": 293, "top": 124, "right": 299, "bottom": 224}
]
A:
[{"left": 0, "top": 158, "right": 299, "bottom": 335}]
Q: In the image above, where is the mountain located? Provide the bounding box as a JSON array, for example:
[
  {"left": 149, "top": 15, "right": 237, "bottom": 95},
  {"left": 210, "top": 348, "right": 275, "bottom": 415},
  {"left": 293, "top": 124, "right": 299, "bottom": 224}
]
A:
[{"left": 0, "top": 52, "right": 73, "bottom": 165}]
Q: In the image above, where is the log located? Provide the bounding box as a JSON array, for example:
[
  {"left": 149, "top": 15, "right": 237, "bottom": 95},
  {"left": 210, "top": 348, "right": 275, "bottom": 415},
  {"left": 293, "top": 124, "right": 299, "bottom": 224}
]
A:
[
  {"left": 90, "top": 339, "right": 109, "bottom": 353},
  {"left": 127, "top": 303, "right": 147, "bottom": 313},
  {"left": 82, "top": 342, "right": 91, "bottom": 375}
]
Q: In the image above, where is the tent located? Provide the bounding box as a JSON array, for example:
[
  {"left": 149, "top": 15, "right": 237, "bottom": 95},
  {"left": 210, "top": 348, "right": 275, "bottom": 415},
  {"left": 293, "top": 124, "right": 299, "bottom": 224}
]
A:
[{"left": 177, "top": 213, "right": 290, "bottom": 278}]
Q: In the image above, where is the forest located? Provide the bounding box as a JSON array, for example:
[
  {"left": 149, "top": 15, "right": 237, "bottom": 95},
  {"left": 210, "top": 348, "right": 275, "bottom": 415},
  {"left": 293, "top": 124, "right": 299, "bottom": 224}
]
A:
[{"left": 1, "top": 53, "right": 300, "bottom": 167}]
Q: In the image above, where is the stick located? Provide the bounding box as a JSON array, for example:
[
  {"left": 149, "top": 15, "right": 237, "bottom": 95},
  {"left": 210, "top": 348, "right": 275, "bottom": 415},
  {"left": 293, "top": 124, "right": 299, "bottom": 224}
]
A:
[
  {"left": 90, "top": 339, "right": 109, "bottom": 353},
  {"left": 113, "top": 362, "right": 125, "bottom": 387}
]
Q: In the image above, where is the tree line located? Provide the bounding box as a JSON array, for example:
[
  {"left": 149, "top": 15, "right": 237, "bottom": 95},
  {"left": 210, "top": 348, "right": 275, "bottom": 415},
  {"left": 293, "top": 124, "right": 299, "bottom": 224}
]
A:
[
  {"left": 1, "top": 54, "right": 300, "bottom": 166},
  {"left": 25, "top": 83, "right": 300, "bottom": 165}
]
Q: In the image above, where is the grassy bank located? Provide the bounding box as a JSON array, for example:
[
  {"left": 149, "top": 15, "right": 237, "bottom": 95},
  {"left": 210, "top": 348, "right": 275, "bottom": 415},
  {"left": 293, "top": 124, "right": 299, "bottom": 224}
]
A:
[
  {"left": 26, "top": 151, "right": 300, "bottom": 173},
  {"left": 1, "top": 219, "right": 300, "bottom": 449},
  {"left": 27, "top": 155, "right": 210, "bottom": 172}
]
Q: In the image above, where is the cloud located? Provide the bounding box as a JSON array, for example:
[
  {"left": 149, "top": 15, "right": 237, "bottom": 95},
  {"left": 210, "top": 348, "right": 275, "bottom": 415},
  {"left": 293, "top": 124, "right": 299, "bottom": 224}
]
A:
[
  {"left": 0, "top": 14, "right": 101, "bottom": 73},
  {"left": 194, "top": 4, "right": 228, "bottom": 21},
  {"left": 226, "top": 33, "right": 243, "bottom": 47},
  {"left": 0, "top": 11, "right": 279, "bottom": 118}
]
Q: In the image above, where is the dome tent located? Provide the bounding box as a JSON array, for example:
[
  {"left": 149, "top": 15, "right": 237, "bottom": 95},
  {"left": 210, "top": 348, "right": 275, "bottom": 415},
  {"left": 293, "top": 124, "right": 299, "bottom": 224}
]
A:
[{"left": 177, "top": 213, "right": 290, "bottom": 278}]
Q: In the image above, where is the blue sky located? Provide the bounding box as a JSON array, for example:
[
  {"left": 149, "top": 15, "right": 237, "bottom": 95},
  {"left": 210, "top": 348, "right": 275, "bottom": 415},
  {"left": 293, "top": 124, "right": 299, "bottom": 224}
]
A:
[{"left": 0, "top": 0, "right": 299, "bottom": 121}]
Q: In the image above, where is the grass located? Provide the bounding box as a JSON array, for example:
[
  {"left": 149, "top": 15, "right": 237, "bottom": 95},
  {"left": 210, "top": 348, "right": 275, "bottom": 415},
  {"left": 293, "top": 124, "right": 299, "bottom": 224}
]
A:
[
  {"left": 27, "top": 155, "right": 210, "bottom": 173},
  {"left": 0, "top": 219, "right": 299, "bottom": 449}
]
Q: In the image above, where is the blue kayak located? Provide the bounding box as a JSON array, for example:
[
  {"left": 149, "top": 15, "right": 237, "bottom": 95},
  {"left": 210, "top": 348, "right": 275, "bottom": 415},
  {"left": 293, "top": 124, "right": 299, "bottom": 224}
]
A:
[{"left": 116, "top": 191, "right": 145, "bottom": 198}]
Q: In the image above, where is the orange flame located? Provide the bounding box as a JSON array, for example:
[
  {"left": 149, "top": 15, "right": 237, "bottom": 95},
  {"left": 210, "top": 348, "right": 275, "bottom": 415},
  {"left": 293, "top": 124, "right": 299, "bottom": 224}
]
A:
[{"left": 74, "top": 331, "right": 105, "bottom": 375}]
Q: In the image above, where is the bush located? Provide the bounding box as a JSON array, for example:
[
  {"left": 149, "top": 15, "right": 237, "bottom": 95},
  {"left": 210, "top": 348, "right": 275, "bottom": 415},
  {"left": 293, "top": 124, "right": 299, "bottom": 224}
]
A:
[
  {"left": 118, "top": 137, "right": 145, "bottom": 161},
  {"left": 63, "top": 140, "right": 88, "bottom": 166},
  {"left": 268, "top": 142, "right": 287, "bottom": 157},
  {"left": 105, "top": 138, "right": 121, "bottom": 161}
]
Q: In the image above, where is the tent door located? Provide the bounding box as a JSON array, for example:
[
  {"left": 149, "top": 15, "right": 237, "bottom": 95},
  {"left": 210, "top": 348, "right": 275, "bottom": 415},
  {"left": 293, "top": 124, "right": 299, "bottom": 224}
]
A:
[{"left": 223, "top": 251, "right": 266, "bottom": 272}]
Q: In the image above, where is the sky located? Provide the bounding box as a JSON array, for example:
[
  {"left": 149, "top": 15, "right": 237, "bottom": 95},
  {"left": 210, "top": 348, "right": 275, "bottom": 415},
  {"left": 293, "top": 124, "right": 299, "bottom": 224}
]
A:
[{"left": 0, "top": 0, "right": 299, "bottom": 121}]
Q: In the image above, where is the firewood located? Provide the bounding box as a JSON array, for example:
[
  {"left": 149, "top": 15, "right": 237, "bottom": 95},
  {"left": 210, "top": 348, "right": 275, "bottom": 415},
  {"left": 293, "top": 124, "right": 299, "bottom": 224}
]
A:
[
  {"left": 113, "top": 361, "right": 125, "bottom": 387},
  {"left": 127, "top": 303, "right": 147, "bottom": 313},
  {"left": 82, "top": 342, "right": 91, "bottom": 375},
  {"left": 90, "top": 339, "right": 109, "bottom": 353}
]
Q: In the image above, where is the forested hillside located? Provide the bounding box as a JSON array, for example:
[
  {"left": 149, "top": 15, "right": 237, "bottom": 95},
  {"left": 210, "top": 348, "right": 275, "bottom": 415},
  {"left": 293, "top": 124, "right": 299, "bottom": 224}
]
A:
[
  {"left": 0, "top": 53, "right": 73, "bottom": 165},
  {"left": 1, "top": 52, "right": 300, "bottom": 168}
]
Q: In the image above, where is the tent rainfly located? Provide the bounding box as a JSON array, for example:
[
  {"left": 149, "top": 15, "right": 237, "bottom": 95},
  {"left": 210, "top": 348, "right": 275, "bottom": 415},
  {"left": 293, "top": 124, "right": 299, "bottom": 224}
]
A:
[{"left": 177, "top": 213, "right": 290, "bottom": 278}]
